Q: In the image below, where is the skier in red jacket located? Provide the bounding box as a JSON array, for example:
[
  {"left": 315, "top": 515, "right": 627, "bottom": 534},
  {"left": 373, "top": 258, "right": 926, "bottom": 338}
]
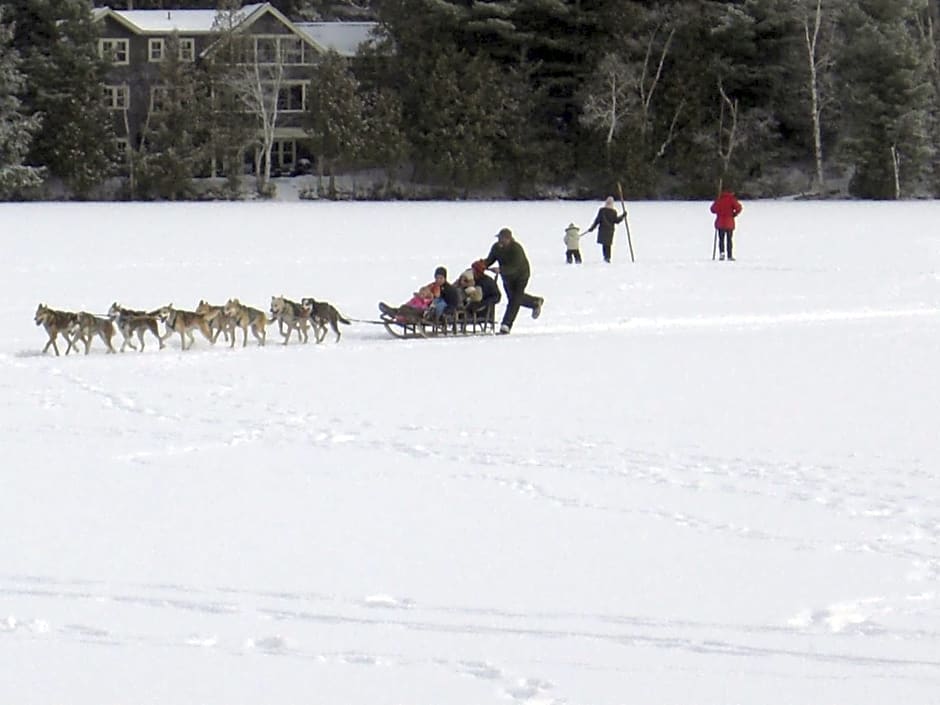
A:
[{"left": 710, "top": 190, "right": 743, "bottom": 261}]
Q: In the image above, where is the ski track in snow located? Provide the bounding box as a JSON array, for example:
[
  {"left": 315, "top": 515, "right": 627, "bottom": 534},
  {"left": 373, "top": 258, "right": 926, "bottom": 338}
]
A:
[{"left": 4, "top": 573, "right": 940, "bottom": 674}]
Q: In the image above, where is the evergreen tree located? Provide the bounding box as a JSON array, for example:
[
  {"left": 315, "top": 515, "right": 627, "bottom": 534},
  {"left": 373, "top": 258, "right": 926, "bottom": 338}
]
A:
[
  {"left": 12, "top": 0, "right": 115, "bottom": 198},
  {"left": 0, "top": 8, "right": 43, "bottom": 198},
  {"left": 305, "top": 51, "right": 365, "bottom": 188},
  {"left": 837, "top": 0, "right": 931, "bottom": 198},
  {"left": 403, "top": 47, "right": 515, "bottom": 193},
  {"left": 136, "top": 34, "right": 211, "bottom": 199},
  {"left": 359, "top": 84, "right": 407, "bottom": 191}
]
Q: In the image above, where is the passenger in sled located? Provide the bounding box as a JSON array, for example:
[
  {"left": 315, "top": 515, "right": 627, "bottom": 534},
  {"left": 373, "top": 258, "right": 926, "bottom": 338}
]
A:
[{"left": 379, "top": 284, "right": 434, "bottom": 323}]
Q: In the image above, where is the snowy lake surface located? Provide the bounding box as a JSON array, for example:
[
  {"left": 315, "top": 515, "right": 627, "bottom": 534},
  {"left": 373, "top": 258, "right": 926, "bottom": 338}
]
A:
[{"left": 1, "top": 198, "right": 939, "bottom": 704}]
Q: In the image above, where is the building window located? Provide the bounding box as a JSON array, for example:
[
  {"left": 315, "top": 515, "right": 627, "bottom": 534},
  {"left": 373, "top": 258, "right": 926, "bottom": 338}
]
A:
[
  {"left": 277, "top": 83, "right": 306, "bottom": 112},
  {"left": 280, "top": 37, "right": 303, "bottom": 65},
  {"left": 150, "top": 86, "right": 169, "bottom": 113},
  {"left": 256, "top": 37, "right": 278, "bottom": 64},
  {"left": 149, "top": 39, "right": 164, "bottom": 62},
  {"left": 179, "top": 38, "right": 195, "bottom": 62},
  {"left": 114, "top": 138, "right": 129, "bottom": 165},
  {"left": 103, "top": 84, "right": 129, "bottom": 110},
  {"left": 100, "top": 38, "right": 129, "bottom": 65}
]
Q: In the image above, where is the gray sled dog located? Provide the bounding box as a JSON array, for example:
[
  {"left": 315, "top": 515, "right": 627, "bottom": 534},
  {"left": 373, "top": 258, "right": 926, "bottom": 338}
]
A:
[
  {"left": 269, "top": 296, "right": 310, "bottom": 344},
  {"left": 68, "top": 312, "right": 117, "bottom": 354},
  {"left": 158, "top": 305, "right": 214, "bottom": 351},
  {"left": 223, "top": 298, "right": 267, "bottom": 347},
  {"left": 107, "top": 302, "right": 164, "bottom": 352},
  {"left": 301, "top": 297, "right": 351, "bottom": 343},
  {"left": 34, "top": 303, "right": 79, "bottom": 356}
]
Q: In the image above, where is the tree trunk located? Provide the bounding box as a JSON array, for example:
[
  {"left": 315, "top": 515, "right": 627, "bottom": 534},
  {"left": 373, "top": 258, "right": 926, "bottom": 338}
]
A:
[
  {"left": 804, "top": 0, "right": 825, "bottom": 190},
  {"left": 890, "top": 144, "right": 901, "bottom": 199}
]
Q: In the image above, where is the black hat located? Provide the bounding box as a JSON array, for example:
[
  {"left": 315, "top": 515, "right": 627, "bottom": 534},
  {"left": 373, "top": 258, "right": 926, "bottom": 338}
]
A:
[
  {"left": 434, "top": 266, "right": 447, "bottom": 279},
  {"left": 495, "top": 227, "right": 512, "bottom": 239}
]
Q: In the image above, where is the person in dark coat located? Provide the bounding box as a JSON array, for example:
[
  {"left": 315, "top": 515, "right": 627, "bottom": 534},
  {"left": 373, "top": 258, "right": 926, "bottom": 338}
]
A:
[
  {"left": 428, "top": 266, "right": 461, "bottom": 319},
  {"left": 470, "top": 259, "right": 501, "bottom": 310},
  {"left": 481, "top": 228, "right": 543, "bottom": 334},
  {"left": 585, "top": 196, "right": 625, "bottom": 263},
  {"left": 710, "top": 190, "right": 743, "bottom": 261}
]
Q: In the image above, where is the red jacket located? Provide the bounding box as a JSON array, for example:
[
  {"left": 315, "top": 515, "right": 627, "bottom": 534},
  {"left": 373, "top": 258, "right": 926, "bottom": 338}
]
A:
[{"left": 710, "top": 191, "right": 742, "bottom": 230}]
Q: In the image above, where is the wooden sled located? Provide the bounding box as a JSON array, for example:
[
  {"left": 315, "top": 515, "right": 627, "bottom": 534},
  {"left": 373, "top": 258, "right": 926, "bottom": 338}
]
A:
[{"left": 378, "top": 302, "right": 497, "bottom": 339}]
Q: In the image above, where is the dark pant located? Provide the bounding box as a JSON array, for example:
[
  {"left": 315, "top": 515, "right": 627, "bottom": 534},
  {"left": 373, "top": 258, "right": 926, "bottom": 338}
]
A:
[
  {"left": 500, "top": 274, "right": 539, "bottom": 330},
  {"left": 601, "top": 243, "right": 612, "bottom": 262},
  {"left": 565, "top": 249, "right": 582, "bottom": 264},
  {"left": 718, "top": 229, "right": 734, "bottom": 258}
]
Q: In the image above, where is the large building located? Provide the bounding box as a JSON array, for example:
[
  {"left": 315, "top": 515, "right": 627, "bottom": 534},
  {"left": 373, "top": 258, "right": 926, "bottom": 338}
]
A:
[{"left": 92, "top": 3, "right": 377, "bottom": 176}]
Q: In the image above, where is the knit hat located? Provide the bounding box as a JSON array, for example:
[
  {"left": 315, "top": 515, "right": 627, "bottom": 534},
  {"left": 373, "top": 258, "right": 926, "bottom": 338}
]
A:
[{"left": 434, "top": 266, "right": 447, "bottom": 279}]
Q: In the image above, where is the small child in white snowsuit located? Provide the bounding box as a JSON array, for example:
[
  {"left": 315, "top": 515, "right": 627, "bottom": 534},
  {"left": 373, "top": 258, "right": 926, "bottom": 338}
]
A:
[{"left": 564, "top": 223, "right": 583, "bottom": 264}]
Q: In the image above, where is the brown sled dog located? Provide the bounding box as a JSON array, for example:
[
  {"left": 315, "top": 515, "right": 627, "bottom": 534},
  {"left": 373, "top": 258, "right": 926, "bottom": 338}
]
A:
[
  {"left": 34, "top": 303, "right": 80, "bottom": 356},
  {"left": 195, "top": 300, "right": 233, "bottom": 344},
  {"left": 301, "top": 297, "right": 351, "bottom": 343},
  {"left": 67, "top": 312, "right": 117, "bottom": 354},
  {"left": 157, "top": 305, "right": 215, "bottom": 351},
  {"left": 223, "top": 298, "right": 267, "bottom": 347}
]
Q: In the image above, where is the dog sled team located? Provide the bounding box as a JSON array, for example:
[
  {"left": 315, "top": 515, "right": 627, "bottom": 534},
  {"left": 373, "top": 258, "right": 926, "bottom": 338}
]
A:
[
  {"left": 33, "top": 195, "right": 742, "bottom": 353},
  {"left": 34, "top": 296, "right": 350, "bottom": 356}
]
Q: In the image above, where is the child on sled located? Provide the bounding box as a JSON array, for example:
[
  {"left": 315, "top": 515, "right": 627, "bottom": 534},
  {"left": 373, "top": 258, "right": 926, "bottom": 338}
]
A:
[{"left": 379, "top": 284, "right": 435, "bottom": 323}]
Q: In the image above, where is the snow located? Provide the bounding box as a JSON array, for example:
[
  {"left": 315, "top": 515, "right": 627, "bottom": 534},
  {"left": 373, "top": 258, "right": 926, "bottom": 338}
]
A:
[
  {"left": 99, "top": 4, "right": 266, "bottom": 34},
  {"left": 2, "top": 198, "right": 939, "bottom": 704}
]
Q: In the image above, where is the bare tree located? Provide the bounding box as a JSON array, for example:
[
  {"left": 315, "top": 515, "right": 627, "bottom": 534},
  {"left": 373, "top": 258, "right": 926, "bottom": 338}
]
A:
[
  {"left": 209, "top": 3, "right": 286, "bottom": 195},
  {"left": 716, "top": 77, "right": 739, "bottom": 187},
  {"left": 799, "top": 0, "right": 841, "bottom": 191},
  {"left": 231, "top": 43, "right": 285, "bottom": 195},
  {"left": 580, "top": 53, "right": 631, "bottom": 161}
]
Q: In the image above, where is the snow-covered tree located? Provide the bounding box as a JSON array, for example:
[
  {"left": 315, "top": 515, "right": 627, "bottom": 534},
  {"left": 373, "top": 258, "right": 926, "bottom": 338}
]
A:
[
  {"left": 0, "top": 9, "right": 43, "bottom": 198},
  {"left": 837, "top": 0, "right": 931, "bottom": 198},
  {"left": 134, "top": 34, "right": 212, "bottom": 200},
  {"left": 11, "top": 0, "right": 114, "bottom": 198},
  {"left": 305, "top": 51, "right": 365, "bottom": 190}
]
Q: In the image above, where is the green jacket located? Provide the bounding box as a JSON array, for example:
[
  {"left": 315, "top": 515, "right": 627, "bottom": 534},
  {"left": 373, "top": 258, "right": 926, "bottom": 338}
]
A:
[{"left": 484, "top": 239, "right": 530, "bottom": 281}]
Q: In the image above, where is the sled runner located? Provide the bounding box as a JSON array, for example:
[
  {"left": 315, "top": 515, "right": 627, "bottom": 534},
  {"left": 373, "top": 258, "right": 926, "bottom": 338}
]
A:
[{"left": 378, "top": 302, "right": 497, "bottom": 340}]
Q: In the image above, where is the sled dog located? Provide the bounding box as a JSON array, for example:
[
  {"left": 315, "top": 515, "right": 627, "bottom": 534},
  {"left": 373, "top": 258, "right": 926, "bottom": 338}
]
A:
[
  {"left": 67, "top": 312, "right": 117, "bottom": 355},
  {"left": 157, "top": 305, "right": 214, "bottom": 351},
  {"left": 34, "top": 303, "right": 79, "bottom": 356},
  {"left": 301, "top": 297, "right": 351, "bottom": 343},
  {"left": 195, "top": 300, "right": 232, "bottom": 344},
  {"left": 223, "top": 298, "right": 267, "bottom": 347},
  {"left": 107, "top": 302, "right": 164, "bottom": 352},
  {"left": 269, "top": 296, "right": 310, "bottom": 344}
]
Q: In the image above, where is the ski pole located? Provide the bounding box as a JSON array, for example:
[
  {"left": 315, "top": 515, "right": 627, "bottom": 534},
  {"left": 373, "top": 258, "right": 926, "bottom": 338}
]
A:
[
  {"left": 712, "top": 228, "right": 718, "bottom": 260},
  {"left": 616, "top": 181, "right": 635, "bottom": 263}
]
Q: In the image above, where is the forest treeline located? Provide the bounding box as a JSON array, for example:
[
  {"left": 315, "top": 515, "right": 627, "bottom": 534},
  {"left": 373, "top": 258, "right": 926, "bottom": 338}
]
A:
[{"left": 2, "top": 0, "right": 940, "bottom": 200}]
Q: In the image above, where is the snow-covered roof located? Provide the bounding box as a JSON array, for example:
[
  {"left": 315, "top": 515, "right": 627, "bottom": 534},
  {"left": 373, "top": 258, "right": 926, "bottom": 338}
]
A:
[
  {"left": 95, "top": 3, "right": 266, "bottom": 34},
  {"left": 294, "top": 22, "right": 378, "bottom": 57}
]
